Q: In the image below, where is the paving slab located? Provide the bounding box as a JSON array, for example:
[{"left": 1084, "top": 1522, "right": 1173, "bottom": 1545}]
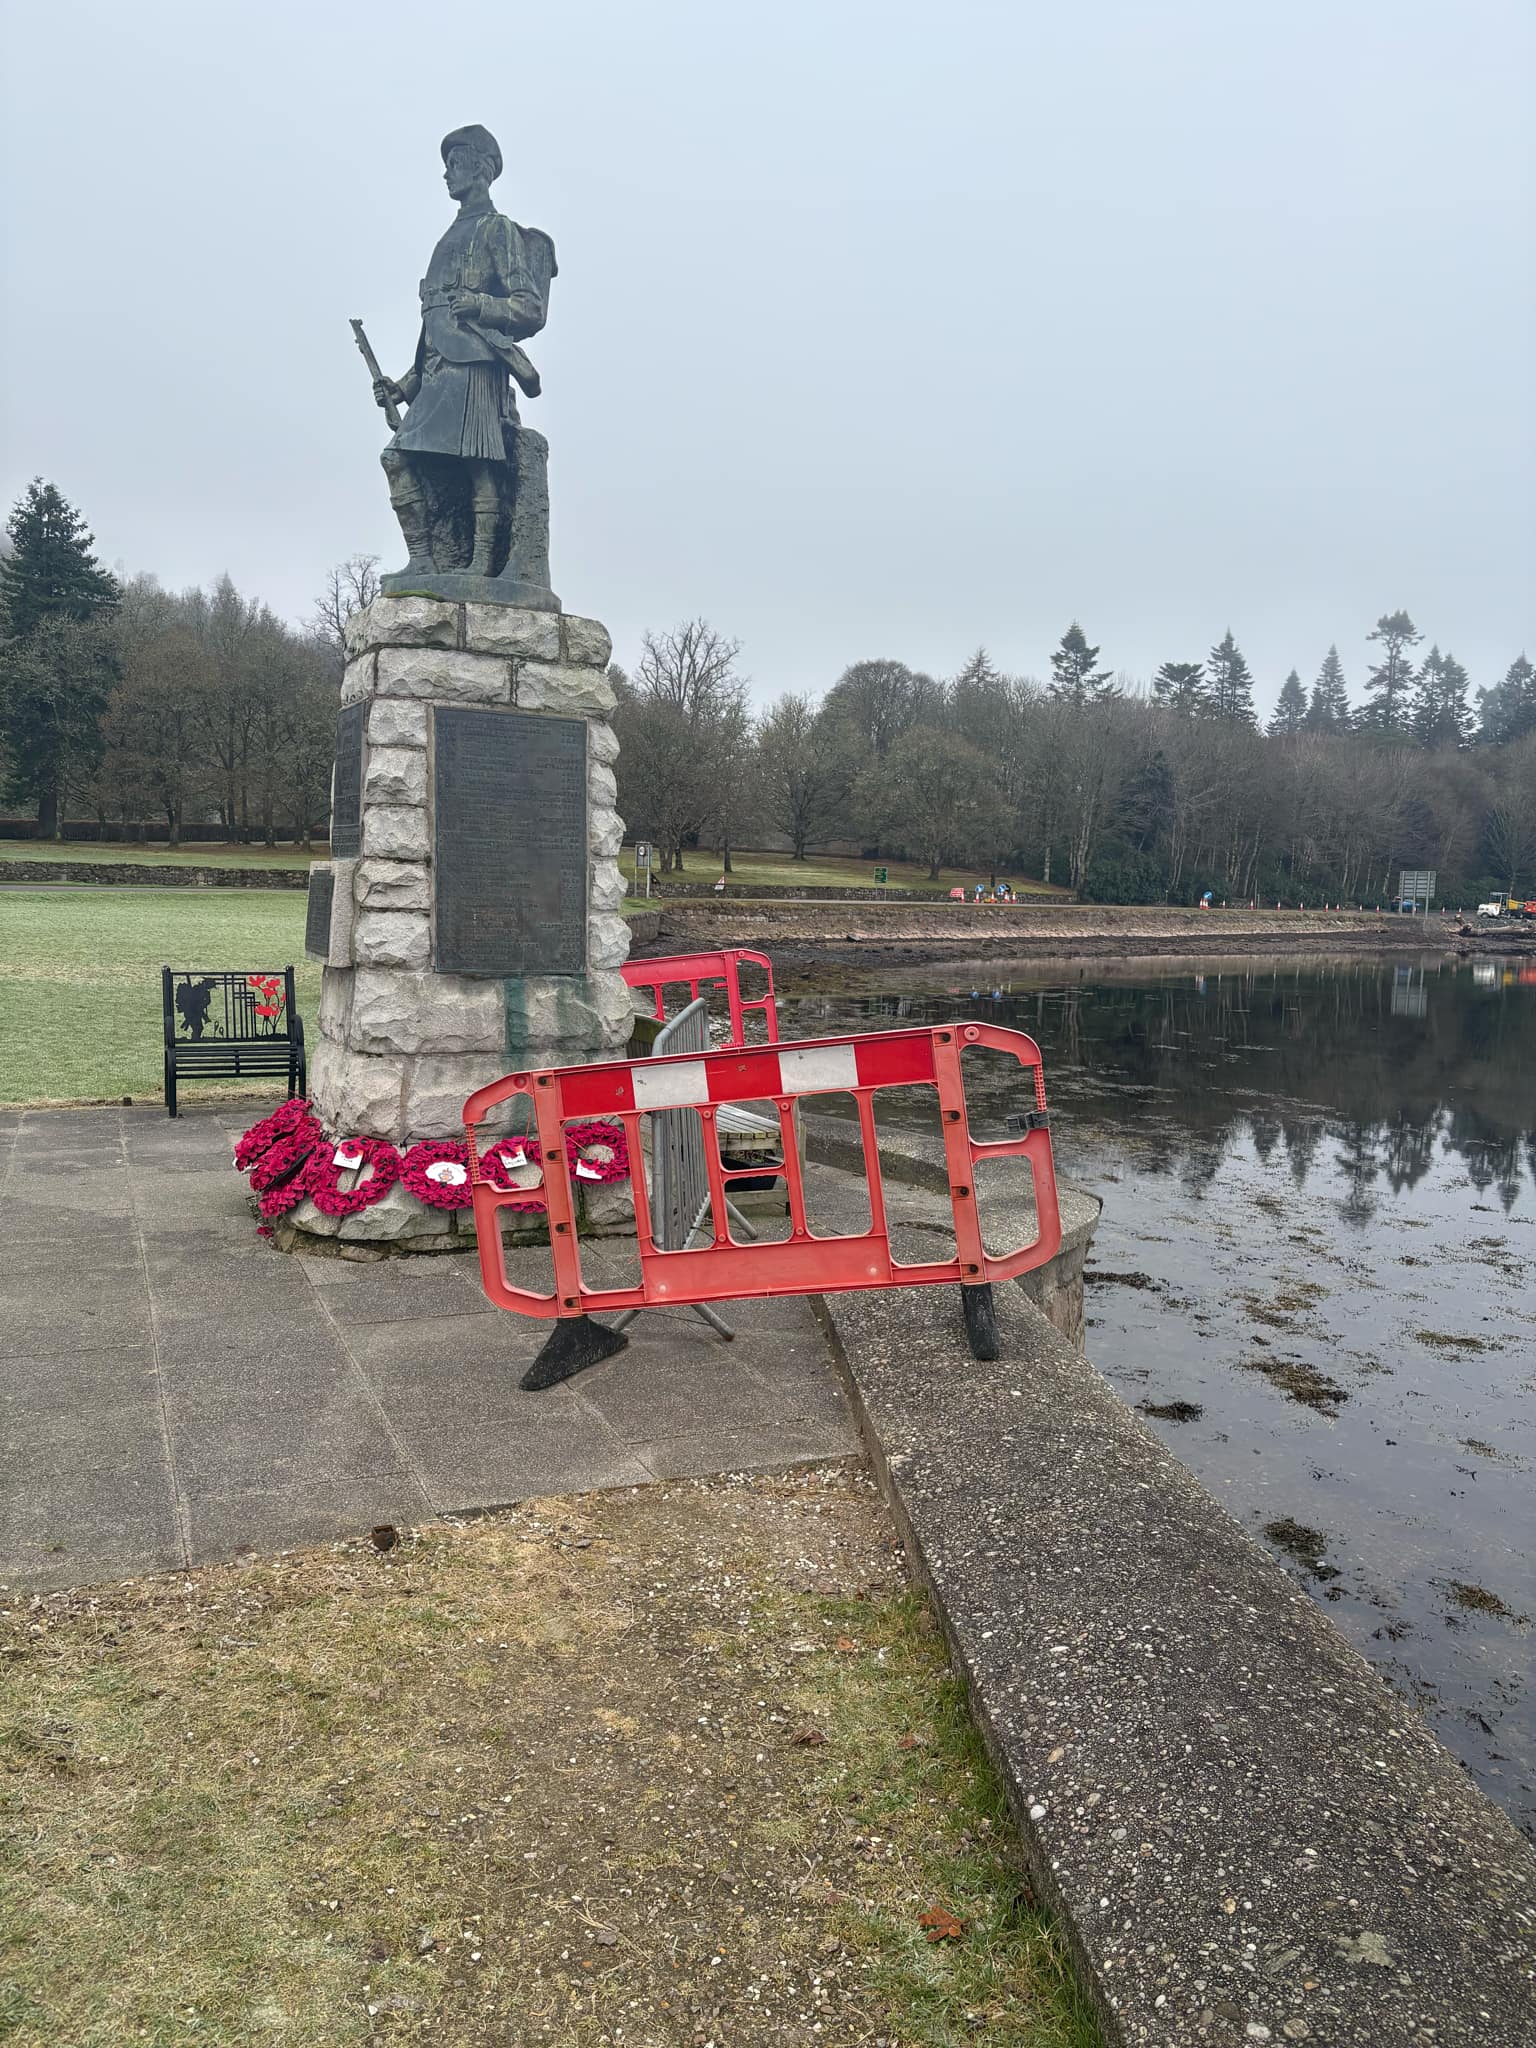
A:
[{"left": 0, "top": 1102, "right": 860, "bottom": 1590}]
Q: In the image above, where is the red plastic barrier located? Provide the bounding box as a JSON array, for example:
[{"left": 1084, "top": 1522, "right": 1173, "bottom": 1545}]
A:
[
  {"left": 463, "top": 1021, "right": 1060, "bottom": 1323},
  {"left": 621, "top": 948, "right": 778, "bottom": 1046}
]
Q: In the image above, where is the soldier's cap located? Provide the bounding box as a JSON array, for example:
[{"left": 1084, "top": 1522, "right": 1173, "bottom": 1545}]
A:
[{"left": 441, "top": 124, "right": 502, "bottom": 181}]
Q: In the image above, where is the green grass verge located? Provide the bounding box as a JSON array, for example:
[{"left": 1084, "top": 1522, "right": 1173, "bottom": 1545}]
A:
[
  {"left": 0, "top": 891, "right": 319, "bottom": 1105},
  {"left": 621, "top": 849, "right": 1066, "bottom": 897},
  {"left": 0, "top": 839, "right": 316, "bottom": 869},
  {"left": 0, "top": 1477, "right": 1101, "bottom": 2048}
]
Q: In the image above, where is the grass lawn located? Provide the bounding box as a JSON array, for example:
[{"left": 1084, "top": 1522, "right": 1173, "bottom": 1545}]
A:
[
  {"left": 0, "top": 1470, "right": 1099, "bottom": 2048},
  {"left": 0, "top": 839, "right": 316, "bottom": 870},
  {"left": 0, "top": 890, "right": 318, "bottom": 1106},
  {"left": 621, "top": 849, "right": 1068, "bottom": 898}
]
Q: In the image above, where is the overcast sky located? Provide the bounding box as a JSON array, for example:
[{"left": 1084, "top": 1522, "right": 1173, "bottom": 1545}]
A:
[{"left": 2, "top": 0, "right": 1531, "bottom": 713}]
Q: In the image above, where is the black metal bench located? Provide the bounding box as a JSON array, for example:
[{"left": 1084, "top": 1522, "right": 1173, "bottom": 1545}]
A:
[{"left": 161, "top": 966, "right": 306, "bottom": 1118}]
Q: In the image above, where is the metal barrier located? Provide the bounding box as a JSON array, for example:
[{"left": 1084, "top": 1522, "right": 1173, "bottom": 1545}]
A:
[
  {"left": 612, "top": 995, "right": 761, "bottom": 1342},
  {"left": 621, "top": 948, "right": 779, "bottom": 1045},
  {"left": 463, "top": 1020, "right": 1060, "bottom": 1384}
]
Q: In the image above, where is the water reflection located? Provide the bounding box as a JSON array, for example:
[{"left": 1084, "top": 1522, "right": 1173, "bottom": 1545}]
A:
[
  {"left": 789, "top": 956, "right": 1536, "bottom": 1214},
  {"left": 782, "top": 956, "right": 1536, "bottom": 1838}
]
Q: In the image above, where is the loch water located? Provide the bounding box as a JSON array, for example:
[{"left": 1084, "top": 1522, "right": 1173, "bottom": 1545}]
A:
[{"left": 781, "top": 953, "right": 1536, "bottom": 1838}]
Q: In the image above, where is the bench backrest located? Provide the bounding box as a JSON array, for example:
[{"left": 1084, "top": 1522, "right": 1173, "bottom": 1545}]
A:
[{"left": 162, "top": 967, "right": 300, "bottom": 1050}]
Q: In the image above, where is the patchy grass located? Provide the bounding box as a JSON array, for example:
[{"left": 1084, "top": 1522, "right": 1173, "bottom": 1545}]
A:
[
  {"left": 0, "top": 838, "right": 315, "bottom": 869},
  {"left": 0, "top": 1470, "right": 1099, "bottom": 2048},
  {"left": 0, "top": 890, "right": 319, "bottom": 1106},
  {"left": 621, "top": 848, "right": 1067, "bottom": 899}
]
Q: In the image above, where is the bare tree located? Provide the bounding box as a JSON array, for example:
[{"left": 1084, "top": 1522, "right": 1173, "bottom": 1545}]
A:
[
  {"left": 612, "top": 620, "right": 749, "bottom": 873},
  {"left": 311, "top": 555, "right": 381, "bottom": 660},
  {"left": 756, "top": 693, "right": 849, "bottom": 858}
]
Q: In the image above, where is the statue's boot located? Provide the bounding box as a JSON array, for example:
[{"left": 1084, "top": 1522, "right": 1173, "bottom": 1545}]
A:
[
  {"left": 469, "top": 465, "right": 501, "bottom": 579},
  {"left": 381, "top": 450, "right": 436, "bottom": 577}
]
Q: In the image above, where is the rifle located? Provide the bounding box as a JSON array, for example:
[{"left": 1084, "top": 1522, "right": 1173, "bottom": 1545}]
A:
[{"left": 350, "top": 318, "right": 401, "bottom": 431}]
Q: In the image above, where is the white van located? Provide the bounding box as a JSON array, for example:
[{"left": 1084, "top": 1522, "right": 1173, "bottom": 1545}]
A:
[{"left": 1476, "top": 900, "right": 1504, "bottom": 918}]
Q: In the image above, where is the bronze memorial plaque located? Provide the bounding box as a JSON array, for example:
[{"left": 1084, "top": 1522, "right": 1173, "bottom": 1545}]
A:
[
  {"left": 432, "top": 706, "right": 587, "bottom": 975},
  {"left": 330, "top": 703, "right": 365, "bottom": 860},
  {"left": 304, "top": 866, "right": 336, "bottom": 959}
]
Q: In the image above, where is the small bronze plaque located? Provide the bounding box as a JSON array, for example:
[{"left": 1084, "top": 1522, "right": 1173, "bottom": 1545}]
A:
[
  {"left": 304, "top": 866, "right": 336, "bottom": 960},
  {"left": 433, "top": 707, "right": 587, "bottom": 976},
  {"left": 330, "top": 703, "right": 365, "bottom": 859}
]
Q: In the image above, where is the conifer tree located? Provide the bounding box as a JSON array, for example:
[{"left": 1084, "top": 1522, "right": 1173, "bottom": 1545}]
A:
[
  {"left": 1359, "top": 611, "right": 1420, "bottom": 735},
  {"left": 1206, "top": 629, "right": 1256, "bottom": 724},
  {"left": 1269, "top": 668, "right": 1307, "bottom": 736},
  {"left": 0, "top": 479, "right": 118, "bottom": 639},
  {"left": 1048, "top": 622, "right": 1117, "bottom": 706},
  {"left": 1477, "top": 654, "right": 1536, "bottom": 744},
  {"left": 1410, "top": 645, "right": 1472, "bottom": 749},
  {"left": 1304, "top": 645, "right": 1351, "bottom": 731},
  {"left": 1152, "top": 660, "right": 1206, "bottom": 715}
]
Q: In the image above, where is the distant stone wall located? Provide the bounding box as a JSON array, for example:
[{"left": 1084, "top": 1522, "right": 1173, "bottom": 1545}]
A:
[
  {"left": 3, "top": 859, "right": 308, "bottom": 890},
  {"left": 653, "top": 880, "right": 944, "bottom": 902},
  {"left": 643, "top": 898, "right": 1453, "bottom": 954}
]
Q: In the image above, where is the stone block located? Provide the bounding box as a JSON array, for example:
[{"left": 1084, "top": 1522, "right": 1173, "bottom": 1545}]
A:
[
  {"left": 363, "top": 746, "right": 427, "bottom": 806},
  {"left": 403, "top": 1053, "right": 516, "bottom": 1138},
  {"left": 310, "top": 859, "right": 357, "bottom": 967},
  {"left": 590, "top": 859, "right": 626, "bottom": 912},
  {"left": 464, "top": 605, "right": 561, "bottom": 660},
  {"left": 587, "top": 719, "right": 620, "bottom": 767},
  {"left": 375, "top": 647, "right": 509, "bottom": 702},
  {"left": 579, "top": 1181, "right": 634, "bottom": 1233},
  {"left": 348, "top": 969, "right": 507, "bottom": 1057},
  {"left": 353, "top": 909, "right": 432, "bottom": 970},
  {"left": 350, "top": 595, "right": 459, "bottom": 652},
  {"left": 561, "top": 615, "right": 612, "bottom": 668},
  {"left": 285, "top": 1195, "right": 342, "bottom": 1238},
  {"left": 318, "top": 968, "right": 354, "bottom": 1046},
  {"left": 355, "top": 859, "right": 430, "bottom": 912},
  {"left": 587, "top": 760, "right": 618, "bottom": 810},
  {"left": 309, "top": 1040, "right": 406, "bottom": 1138},
  {"left": 339, "top": 652, "right": 376, "bottom": 706},
  {"left": 505, "top": 972, "right": 634, "bottom": 1058},
  {"left": 512, "top": 659, "right": 617, "bottom": 717},
  {"left": 587, "top": 911, "right": 631, "bottom": 971},
  {"left": 362, "top": 805, "right": 430, "bottom": 860},
  {"left": 589, "top": 806, "right": 624, "bottom": 858},
  {"left": 336, "top": 1183, "right": 453, "bottom": 1241},
  {"left": 367, "top": 698, "right": 429, "bottom": 748}
]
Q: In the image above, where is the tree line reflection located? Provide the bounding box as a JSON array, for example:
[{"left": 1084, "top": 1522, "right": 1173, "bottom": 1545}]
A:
[{"left": 787, "top": 959, "right": 1536, "bottom": 1220}]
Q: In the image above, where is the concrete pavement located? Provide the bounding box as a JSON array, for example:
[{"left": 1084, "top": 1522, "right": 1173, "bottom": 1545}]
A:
[{"left": 0, "top": 1101, "right": 855, "bottom": 1591}]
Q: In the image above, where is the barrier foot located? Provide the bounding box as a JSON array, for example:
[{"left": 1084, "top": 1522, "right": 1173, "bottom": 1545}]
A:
[
  {"left": 961, "top": 1283, "right": 999, "bottom": 1362},
  {"left": 520, "top": 1315, "right": 629, "bottom": 1392}
]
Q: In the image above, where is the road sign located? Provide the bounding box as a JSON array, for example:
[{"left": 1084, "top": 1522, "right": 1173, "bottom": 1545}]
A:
[{"left": 1398, "top": 869, "right": 1436, "bottom": 914}]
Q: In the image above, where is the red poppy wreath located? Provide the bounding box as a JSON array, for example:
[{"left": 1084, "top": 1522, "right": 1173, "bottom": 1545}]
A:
[
  {"left": 234, "top": 1097, "right": 316, "bottom": 1171},
  {"left": 480, "top": 1134, "right": 547, "bottom": 1212},
  {"left": 563, "top": 1119, "right": 629, "bottom": 1185},
  {"left": 301, "top": 1134, "right": 402, "bottom": 1217},
  {"left": 246, "top": 1123, "right": 320, "bottom": 1194},
  {"left": 399, "top": 1139, "right": 477, "bottom": 1210}
]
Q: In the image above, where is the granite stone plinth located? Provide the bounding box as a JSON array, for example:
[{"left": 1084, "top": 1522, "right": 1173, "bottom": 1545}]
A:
[{"left": 307, "top": 593, "right": 633, "bottom": 1238}]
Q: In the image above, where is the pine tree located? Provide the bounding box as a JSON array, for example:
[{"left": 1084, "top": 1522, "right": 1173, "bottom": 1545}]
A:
[
  {"left": 1206, "top": 629, "right": 1255, "bottom": 724},
  {"left": 0, "top": 479, "right": 118, "bottom": 639},
  {"left": 1410, "top": 645, "right": 1472, "bottom": 749},
  {"left": 1304, "top": 645, "right": 1351, "bottom": 731},
  {"left": 952, "top": 646, "right": 1002, "bottom": 692},
  {"left": 1269, "top": 668, "right": 1307, "bottom": 736},
  {"left": 1048, "top": 622, "right": 1117, "bottom": 706},
  {"left": 1152, "top": 660, "right": 1206, "bottom": 715},
  {"left": 1477, "top": 653, "right": 1536, "bottom": 744},
  {"left": 1359, "top": 611, "right": 1420, "bottom": 735}
]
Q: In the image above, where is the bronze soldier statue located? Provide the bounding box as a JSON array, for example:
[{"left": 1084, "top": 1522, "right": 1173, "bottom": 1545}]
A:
[{"left": 365, "top": 124, "right": 559, "bottom": 608}]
